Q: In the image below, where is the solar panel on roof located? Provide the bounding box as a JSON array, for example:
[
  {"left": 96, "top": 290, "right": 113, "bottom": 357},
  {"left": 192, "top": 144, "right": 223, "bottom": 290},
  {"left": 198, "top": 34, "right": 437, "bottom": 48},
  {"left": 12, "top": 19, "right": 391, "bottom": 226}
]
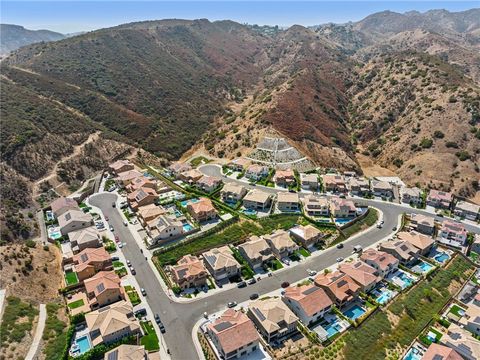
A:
[
  {"left": 107, "top": 350, "right": 119, "bottom": 360},
  {"left": 96, "top": 283, "right": 105, "bottom": 293},
  {"left": 252, "top": 307, "right": 266, "bottom": 321},
  {"left": 303, "top": 286, "right": 318, "bottom": 295},
  {"left": 214, "top": 321, "right": 232, "bottom": 332},
  {"left": 65, "top": 213, "right": 72, "bottom": 221},
  {"left": 80, "top": 253, "right": 88, "bottom": 262}
]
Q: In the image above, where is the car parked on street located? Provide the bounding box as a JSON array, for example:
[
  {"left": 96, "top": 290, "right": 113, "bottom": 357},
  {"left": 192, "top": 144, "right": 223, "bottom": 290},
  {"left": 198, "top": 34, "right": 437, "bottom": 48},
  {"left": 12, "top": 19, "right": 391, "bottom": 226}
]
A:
[
  {"left": 247, "top": 278, "right": 256, "bottom": 285},
  {"left": 227, "top": 301, "right": 237, "bottom": 308},
  {"left": 237, "top": 281, "right": 247, "bottom": 288},
  {"left": 336, "top": 257, "right": 344, "bottom": 262},
  {"left": 281, "top": 282, "right": 290, "bottom": 288},
  {"left": 250, "top": 293, "right": 259, "bottom": 300},
  {"left": 141, "top": 288, "right": 147, "bottom": 296}
]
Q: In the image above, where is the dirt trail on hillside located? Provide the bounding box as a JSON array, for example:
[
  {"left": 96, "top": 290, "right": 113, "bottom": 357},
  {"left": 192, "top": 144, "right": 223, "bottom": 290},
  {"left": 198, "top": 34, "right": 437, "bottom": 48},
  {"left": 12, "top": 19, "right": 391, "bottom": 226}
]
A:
[{"left": 33, "top": 131, "right": 101, "bottom": 198}]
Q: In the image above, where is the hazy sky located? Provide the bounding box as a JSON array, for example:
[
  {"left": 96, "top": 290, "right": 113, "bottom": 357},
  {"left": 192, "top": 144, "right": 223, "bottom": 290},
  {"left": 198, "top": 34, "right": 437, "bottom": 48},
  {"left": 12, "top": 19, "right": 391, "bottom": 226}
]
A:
[{"left": 1, "top": 1, "right": 478, "bottom": 33}]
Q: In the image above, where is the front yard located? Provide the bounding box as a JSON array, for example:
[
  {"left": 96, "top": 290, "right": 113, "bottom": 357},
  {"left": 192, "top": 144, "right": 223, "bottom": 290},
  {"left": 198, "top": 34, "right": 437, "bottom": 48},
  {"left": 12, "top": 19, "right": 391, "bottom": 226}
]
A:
[
  {"left": 140, "top": 321, "right": 160, "bottom": 351},
  {"left": 124, "top": 285, "right": 141, "bottom": 306}
]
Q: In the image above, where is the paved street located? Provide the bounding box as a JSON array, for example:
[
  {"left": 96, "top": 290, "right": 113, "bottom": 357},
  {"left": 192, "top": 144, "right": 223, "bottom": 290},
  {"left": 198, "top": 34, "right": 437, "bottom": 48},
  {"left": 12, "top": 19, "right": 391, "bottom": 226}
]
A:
[{"left": 90, "top": 168, "right": 479, "bottom": 360}]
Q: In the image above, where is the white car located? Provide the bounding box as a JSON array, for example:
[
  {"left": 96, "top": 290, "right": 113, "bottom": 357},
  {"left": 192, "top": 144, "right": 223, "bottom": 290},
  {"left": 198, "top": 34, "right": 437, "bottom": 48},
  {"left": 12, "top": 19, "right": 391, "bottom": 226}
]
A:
[{"left": 307, "top": 269, "right": 317, "bottom": 276}]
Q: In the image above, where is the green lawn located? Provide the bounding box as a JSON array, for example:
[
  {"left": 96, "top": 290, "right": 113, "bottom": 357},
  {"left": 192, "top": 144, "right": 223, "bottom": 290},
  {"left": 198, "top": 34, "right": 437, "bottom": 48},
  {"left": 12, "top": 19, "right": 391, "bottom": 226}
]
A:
[
  {"left": 125, "top": 285, "right": 141, "bottom": 306},
  {"left": 155, "top": 214, "right": 301, "bottom": 266},
  {"left": 298, "top": 247, "right": 311, "bottom": 257},
  {"left": 104, "top": 241, "right": 116, "bottom": 253},
  {"left": 42, "top": 303, "right": 68, "bottom": 360},
  {"left": 64, "top": 271, "right": 79, "bottom": 286},
  {"left": 115, "top": 267, "right": 128, "bottom": 277},
  {"left": 123, "top": 209, "right": 132, "bottom": 221},
  {"left": 342, "top": 256, "right": 474, "bottom": 360},
  {"left": 269, "top": 259, "right": 284, "bottom": 271},
  {"left": 190, "top": 156, "right": 211, "bottom": 168},
  {"left": 449, "top": 304, "right": 466, "bottom": 317},
  {"left": 140, "top": 321, "right": 160, "bottom": 351},
  {"left": 67, "top": 299, "right": 85, "bottom": 309},
  {"left": 341, "top": 208, "right": 379, "bottom": 239},
  {"left": 0, "top": 296, "right": 39, "bottom": 347},
  {"left": 112, "top": 260, "right": 124, "bottom": 268}
]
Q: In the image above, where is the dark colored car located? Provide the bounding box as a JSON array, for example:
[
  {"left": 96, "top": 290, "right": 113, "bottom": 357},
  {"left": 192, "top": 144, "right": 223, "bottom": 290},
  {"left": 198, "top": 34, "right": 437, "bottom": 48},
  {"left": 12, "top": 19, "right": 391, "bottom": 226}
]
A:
[
  {"left": 336, "top": 243, "right": 344, "bottom": 249},
  {"left": 112, "top": 202, "right": 116, "bottom": 207},
  {"left": 159, "top": 323, "right": 166, "bottom": 333},
  {"left": 154, "top": 314, "right": 161, "bottom": 324},
  {"left": 250, "top": 293, "right": 259, "bottom": 300},
  {"left": 281, "top": 282, "right": 290, "bottom": 288},
  {"left": 247, "top": 278, "right": 257, "bottom": 285},
  {"left": 237, "top": 281, "right": 247, "bottom": 288},
  {"left": 134, "top": 308, "right": 147, "bottom": 317}
]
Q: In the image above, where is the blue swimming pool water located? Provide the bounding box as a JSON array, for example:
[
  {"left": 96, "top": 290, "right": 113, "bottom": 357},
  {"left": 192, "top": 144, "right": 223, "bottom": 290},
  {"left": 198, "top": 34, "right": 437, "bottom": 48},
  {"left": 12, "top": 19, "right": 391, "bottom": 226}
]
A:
[
  {"left": 434, "top": 252, "right": 450, "bottom": 263},
  {"left": 180, "top": 198, "right": 199, "bottom": 207},
  {"left": 243, "top": 209, "right": 257, "bottom": 216},
  {"left": 76, "top": 336, "right": 91, "bottom": 354},
  {"left": 334, "top": 218, "right": 352, "bottom": 225},
  {"left": 375, "top": 288, "right": 394, "bottom": 304},
  {"left": 174, "top": 209, "right": 182, "bottom": 217},
  {"left": 404, "top": 347, "right": 422, "bottom": 360},
  {"left": 47, "top": 227, "right": 62, "bottom": 240},
  {"left": 397, "top": 271, "right": 414, "bottom": 288},
  {"left": 324, "top": 322, "right": 342, "bottom": 338},
  {"left": 418, "top": 261, "right": 434, "bottom": 273},
  {"left": 46, "top": 210, "right": 55, "bottom": 221},
  {"left": 183, "top": 223, "right": 193, "bottom": 232},
  {"left": 343, "top": 305, "right": 366, "bottom": 320}
]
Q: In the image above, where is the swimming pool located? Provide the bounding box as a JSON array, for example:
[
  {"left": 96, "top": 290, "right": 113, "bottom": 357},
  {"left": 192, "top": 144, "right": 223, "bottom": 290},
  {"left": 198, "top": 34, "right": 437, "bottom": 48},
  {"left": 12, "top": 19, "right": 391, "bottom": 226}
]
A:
[
  {"left": 343, "top": 305, "right": 366, "bottom": 320},
  {"left": 243, "top": 209, "right": 257, "bottom": 216},
  {"left": 183, "top": 223, "right": 193, "bottom": 232},
  {"left": 174, "top": 209, "right": 183, "bottom": 217},
  {"left": 394, "top": 271, "right": 415, "bottom": 289},
  {"left": 434, "top": 252, "right": 450, "bottom": 263},
  {"left": 374, "top": 288, "right": 395, "bottom": 304},
  {"left": 180, "top": 198, "right": 199, "bottom": 207},
  {"left": 334, "top": 218, "right": 353, "bottom": 225},
  {"left": 45, "top": 210, "right": 55, "bottom": 221},
  {"left": 403, "top": 347, "right": 423, "bottom": 360},
  {"left": 418, "top": 261, "right": 434, "bottom": 273},
  {"left": 77, "top": 336, "right": 91, "bottom": 354},
  {"left": 47, "top": 226, "right": 62, "bottom": 240},
  {"left": 323, "top": 322, "right": 343, "bottom": 338}
]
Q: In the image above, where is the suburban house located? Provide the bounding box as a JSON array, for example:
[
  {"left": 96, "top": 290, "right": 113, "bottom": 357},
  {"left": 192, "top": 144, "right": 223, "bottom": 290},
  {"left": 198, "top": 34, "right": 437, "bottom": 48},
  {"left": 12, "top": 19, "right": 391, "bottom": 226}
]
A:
[
  {"left": 127, "top": 187, "right": 158, "bottom": 211},
  {"left": 196, "top": 176, "right": 222, "bottom": 193},
  {"left": 85, "top": 301, "right": 141, "bottom": 346},
  {"left": 273, "top": 169, "right": 296, "bottom": 187},
  {"left": 289, "top": 224, "right": 325, "bottom": 249},
  {"left": 441, "top": 324, "right": 480, "bottom": 360},
  {"left": 115, "top": 170, "right": 143, "bottom": 187},
  {"left": 322, "top": 174, "right": 346, "bottom": 193},
  {"left": 347, "top": 177, "right": 370, "bottom": 196},
  {"left": 51, "top": 197, "right": 80, "bottom": 217},
  {"left": 302, "top": 195, "right": 329, "bottom": 217},
  {"left": 227, "top": 158, "right": 251, "bottom": 172},
  {"left": 202, "top": 246, "right": 241, "bottom": 281},
  {"left": 58, "top": 209, "right": 94, "bottom": 235},
  {"left": 454, "top": 201, "right": 480, "bottom": 221},
  {"left": 264, "top": 229, "right": 299, "bottom": 259},
  {"left": 72, "top": 246, "right": 112, "bottom": 282},
  {"left": 338, "top": 261, "right": 380, "bottom": 293},
  {"left": 126, "top": 176, "right": 157, "bottom": 193},
  {"left": 330, "top": 197, "right": 357, "bottom": 218},
  {"left": 221, "top": 183, "right": 247, "bottom": 203},
  {"left": 237, "top": 236, "right": 274, "bottom": 271},
  {"left": 371, "top": 180, "right": 394, "bottom": 198},
  {"left": 179, "top": 169, "right": 203, "bottom": 184},
  {"left": 360, "top": 249, "right": 399, "bottom": 279},
  {"left": 243, "top": 189, "right": 273, "bottom": 211},
  {"left": 137, "top": 204, "right": 166, "bottom": 226},
  {"left": 397, "top": 231, "right": 435, "bottom": 256},
  {"left": 167, "top": 162, "right": 192, "bottom": 177},
  {"left": 314, "top": 271, "right": 361, "bottom": 307},
  {"left": 247, "top": 298, "right": 299, "bottom": 344},
  {"left": 427, "top": 189, "right": 453, "bottom": 209},
  {"left": 471, "top": 234, "right": 480, "bottom": 256},
  {"left": 438, "top": 220, "right": 468, "bottom": 248},
  {"left": 379, "top": 240, "right": 419, "bottom": 265},
  {"left": 109, "top": 159, "right": 134, "bottom": 175},
  {"left": 245, "top": 164, "right": 269, "bottom": 181},
  {"left": 459, "top": 303, "right": 480, "bottom": 337},
  {"left": 186, "top": 197, "right": 217, "bottom": 222},
  {"left": 401, "top": 187, "right": 423, "bottom": 206},
  {"left": 146, "top": 214, "right": 183, "bottom": 245},
  {"left": 421, "top": 343, "right": 463, "bottom": 360},
  {"left": 84, "top": 271, "right": 125, "bottom": 309},
  {"left": 206, "top": 309, "right": 260, "bottom": 360},
  {"left": 283, "top": 284, "right": 333, "bottom": 325},
  {"left": 67, "top": 226, "right": 101, "bottom": 254},
  {"left": 276, "top": 192, "right": 300, "bottom": 212},
  {"left": 410, "top": 214, "right": 435, "bottom": 235},
  {"left": 104, "top": 345, "right": 153, "bottom": 360},
  {"left": 301, "top": 173, "right": 319, "bottom": 191},
  {"left": 170, "top": 255, "right": 208, "bottom": 290}
]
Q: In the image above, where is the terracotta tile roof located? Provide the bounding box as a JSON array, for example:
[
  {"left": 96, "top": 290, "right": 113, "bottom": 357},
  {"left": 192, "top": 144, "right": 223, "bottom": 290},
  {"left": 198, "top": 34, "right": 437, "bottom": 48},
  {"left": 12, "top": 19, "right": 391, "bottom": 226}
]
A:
[
  {"left": 248, "top": 298, "right": 298, "bottom": 333},
  {"left": 247, "top": 164, "right": 268, "bottom": 174},
  {"left": 264, "top": 229, "right": 297, "bottom": 252},
  {"left": 202, "top": 246, "right": 240, "bottom": 271},
  {"left": 73, "top": 247, "right": 111, "bottom": 272},
  {"left": 109, "top": 160, "right": 133, "bottom": 171},
  {"left": 104, "top": 344, "right": 147, "bottom": 360},
  {"left": 197, "top": 175, "right": 221, "bottom": 187},
  {"left": 243, "top": 189, "right": 271, "bottom": 203},
  {"left": 115, "top": 170, "right": 143, "bottom": 182},
  {"left": 137, "top": 204, "right": 166, "bottom": 220},
  {"left": 397, "top": 231, "right": 434, "bottom": 251},
  {"left": 284, "top": 284, "right": 333, "bottom": 316},
  {"left": 455, "top": 201, "right": 480, "bottom": 214},
  {"left": 274, "top": 169, "right": 295, "bottom": 181},
  {"left": 221, "top": 183, "right": 246, "bottom": 196},
  {"left": 322, "top": 174, "right": 345, "bottom": 186},
  {"left": 338, "top": 261, "right": 379, "bottom": 288},
  {"left": 127, "top": 187, "right": 158, "bottom": 202},
  {"left": 172, "top": 255, "right": 207, "bottom": 281},
  {"left": 410, "top": 214, "right": 435, "bottom": 227},
  {"left": 380, "top": 239, "right": 419, "bottom": 261},
  {"left": 421, "top": 343, "right": 463, "bottom": 360},
  {"left": 127, "top": 176, "right": 156, "bottom": 192},
  {"left": 58, "top": 209, "right": 92, "bottom": 228},
  {"left": 237, "top": 237, "right": 272, "bottom": 261},
  {"left": 428, "top": 189, "right": 453, "bottom": 202},
  {"left": 51, "top": 197, "right": 79, "bottom": 214},
  {"left": 168, "top": 162, "right": 191, "bottom": 173},
  {"left": 277, "top": 192, "right": 299, "bottom": 203},
  {"left": 84, "top": 271, "right": 121, "bottom": 296},
  {"left": 314, "top": 271, "right": 360, "bottom": 303},
  {"left": 289, "top": 224, "right": 322, "bottom": 241},
  {"left": 187, "top": 197, "right": 216, "bottom": 215},
  {"left": 360, "top": 248, "right": 398, "bottom": 271},
  {"left": 330, "top": 197, "right": 356, "bottom": 211},
  {"left": 441, "top": 220, "right": 467, "bottom": 237},
  {"left": 68, "top": 226, "right": 100, "bottom": 245},
  {"left": 207, "top": 309, "right": 259, "bottom": 354}
]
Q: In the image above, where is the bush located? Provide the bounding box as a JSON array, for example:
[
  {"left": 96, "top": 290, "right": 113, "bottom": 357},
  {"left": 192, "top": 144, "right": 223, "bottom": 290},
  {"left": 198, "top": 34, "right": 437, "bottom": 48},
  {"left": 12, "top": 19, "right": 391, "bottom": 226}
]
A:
[
  {"left": 420, "top": 138, "right": 433, "bottom": 148},
  {"left": 445, "top": 141, "right": 458, "bottom": 148},
  {"left": 433, "top": 130, "right": 444, "bottom": 139},
  {"left": 456, "top": 151, "right": 471, "bottom": 161},
  {"left": 25, "top": 239, "right": 36, "bottom": 248}
]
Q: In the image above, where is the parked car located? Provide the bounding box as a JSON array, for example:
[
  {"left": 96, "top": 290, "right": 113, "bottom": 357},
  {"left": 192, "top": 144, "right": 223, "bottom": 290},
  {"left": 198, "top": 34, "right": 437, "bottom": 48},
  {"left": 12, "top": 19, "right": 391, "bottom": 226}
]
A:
[
  {"left": 109, "top": 225, "right": 114, "bottom": 232},
  {"left": 114, "top": 235, "right": 120, "bottom": 243},
  {"left": 141, "top": 288, "right": 147, "bottom": 296},
  {"left": 123, "top": 220, "right": 128, "bottom": 226},
  {"left": 281, "top": 282, "right": 290, "bottom": 288},
  {"left": 237, "top": 281, "right": 247, "bottom": 288},
  {"left": 352, "top": 245, "right": 363, "bottom": 253},
  {"left": 112, "top": 202, "right": 116, "bottom": 208},
  {"left": 134, "top": 308, "right": 147, "bottom": 317},
  {"left": 307, "top": 269, "right": 317, "bottom": 276},
  {"left": 118, "top": 243, "right": 123, "bottom": 249},
  {"left": 247, "top": 278, "right": 257, "bottom": 285},
  {"left": 111, "top": 256, "right": 119, "bottom": 261},
  {"left": 336, "top": 243, "right": 344, "bottom": 249},
  {"left": 282, "top": 258, "right": 291, "bottom": 265},
  {"left": 130, "top": 267, "right": 136, "bottom": 275},
  {"left": 250, "top": 293, "right": 259, "bottom": 300},
  {"left": 126, "top": 260, "right": 131, "bottom": 266},
  {"left": 159, "top": 323, "right": 166, "bottom": 333},
  {"left": 227, "top": 301, "right": 237, "bottom": 308},
  {"left": 392, "top": 227, "right": 397, "bottom": 231},
  {"left": 336, "top": 257, "right": 344, "bottom": 262},
  {"left": 154, "top": 314, "right": 161, "bottom": 324},
  {"left": 105, "top": 216, "right": 109, "bottom": 221}
]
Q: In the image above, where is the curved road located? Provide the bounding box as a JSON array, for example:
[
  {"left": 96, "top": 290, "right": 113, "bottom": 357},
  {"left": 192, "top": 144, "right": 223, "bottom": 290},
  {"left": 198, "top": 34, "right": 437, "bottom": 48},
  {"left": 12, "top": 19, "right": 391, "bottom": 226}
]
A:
[{"left": 90, "top": 166, "right": 479, "bottom": 360}]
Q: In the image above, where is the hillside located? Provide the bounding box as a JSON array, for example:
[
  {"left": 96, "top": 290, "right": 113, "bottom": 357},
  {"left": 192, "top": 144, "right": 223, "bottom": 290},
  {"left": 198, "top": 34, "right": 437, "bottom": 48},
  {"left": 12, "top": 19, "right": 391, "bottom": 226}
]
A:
[{"left": 0, "top": 24, "right": 65, "bottom": 57}]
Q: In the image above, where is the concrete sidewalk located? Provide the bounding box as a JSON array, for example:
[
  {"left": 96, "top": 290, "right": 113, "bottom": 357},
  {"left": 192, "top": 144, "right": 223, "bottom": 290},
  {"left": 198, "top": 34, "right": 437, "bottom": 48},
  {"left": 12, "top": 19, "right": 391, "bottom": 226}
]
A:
[{"left": 25, "top": 304, "right": 46, "bottom": 360}]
